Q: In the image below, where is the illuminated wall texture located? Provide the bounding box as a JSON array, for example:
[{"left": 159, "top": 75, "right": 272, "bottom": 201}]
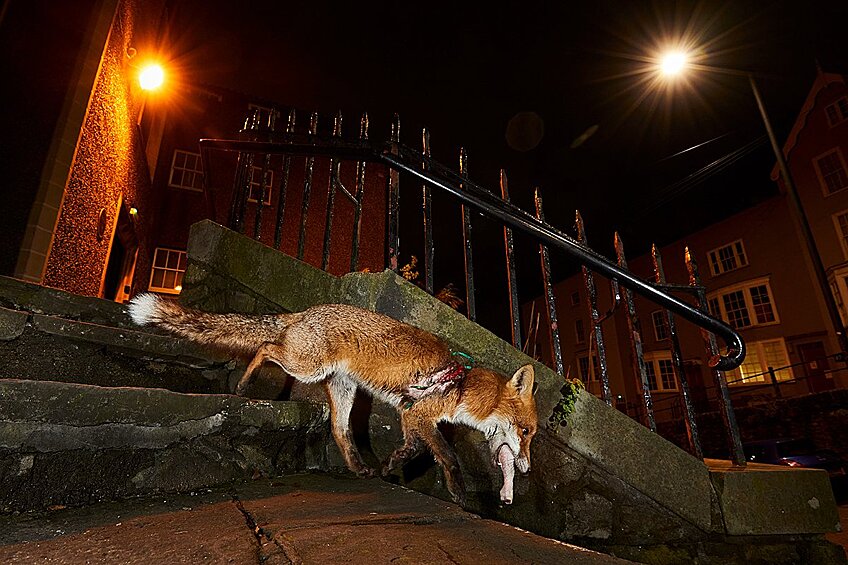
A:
[{"left": 43, "top": 0, "right": 164, "bottom": 296}]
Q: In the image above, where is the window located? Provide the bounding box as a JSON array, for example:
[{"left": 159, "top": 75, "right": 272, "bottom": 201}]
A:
[
  {"left": 570, "top": 291, "right": 580, "bottom": 306},
  {"left": 643, "top": 351, "right": 677, "bottom": 392},
  {"left": 814, "top": 149, "right": 848, "bottom": 195},
  {"left": 725, "top": 339, "right": 793, "bottom": 385},
  {"left": 168, "top": 150, "right": 204, "bottom": 191},
  {"left": 707, "top": 240, "right": 748, "bottom": 276},
  {"left": 707, "top": 279, "right": 779, "bottom": 329},
  {"left": 148, "top": 248, "right": 187, "bottom": 294},
  {"left": 825, "top": 97, "right": 848, "bottom": 127},
  {"left": 833, "top": 210, "right": 848, "bottom": 258},
  {"left": 575, "top": 318, "right": 586, "bottom": 344},
  {"left": 651, "top": 310, "right": 669, "bottom": 341},
  {"left": 577, "top": 354, "right": 600, "bottom": 382},
  {"left": 247, "top": 166, "right": 273, "bottom": 204}
]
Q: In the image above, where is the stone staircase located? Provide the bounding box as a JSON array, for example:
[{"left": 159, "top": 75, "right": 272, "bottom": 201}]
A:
[
  {"left": 0, "top": 276, "right": 331, "bottom": 513},
  {"left": 0, "top": 220, "right": 845, "bottom": 564}
]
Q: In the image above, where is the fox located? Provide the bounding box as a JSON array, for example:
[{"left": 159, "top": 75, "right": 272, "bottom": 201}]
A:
[{"left": 127, "top": 294, "right": 538, "bottom": 506}]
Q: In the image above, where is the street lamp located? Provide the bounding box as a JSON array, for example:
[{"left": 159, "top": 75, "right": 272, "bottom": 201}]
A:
[
  {"left": 138, "top": 63, "right": 165, "bottom": 91},
  {"left": 657, "top": 50, "right": 848, "bottom": 356}
]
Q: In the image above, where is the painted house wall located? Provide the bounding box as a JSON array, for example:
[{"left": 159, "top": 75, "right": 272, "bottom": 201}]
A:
[
  {"left": 34, "top": 0, "right": 166, "bottom": 297},
  {"left": 525, "top": 73, "right": 848, "bottom": 425}
]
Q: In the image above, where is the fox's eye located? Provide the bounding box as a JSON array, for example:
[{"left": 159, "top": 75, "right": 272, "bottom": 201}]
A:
[{"left": 522, "top": 428, "right": 529, "bottom": 436}]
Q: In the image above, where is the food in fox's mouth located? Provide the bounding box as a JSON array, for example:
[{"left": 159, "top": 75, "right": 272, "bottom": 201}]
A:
[{"left": 497, "top": 444, "right": 515, "bottom": 504}]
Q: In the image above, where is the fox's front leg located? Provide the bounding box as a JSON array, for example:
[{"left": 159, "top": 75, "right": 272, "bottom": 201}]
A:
[
  {"left": 381, "top": 411, "right": 425, "bottom": 476},
  {"left": 325, "top": 376, "right": 376, "bottom": 478},
  {"left": 417, "top": 420, "right": 467, "bottom": 507}
]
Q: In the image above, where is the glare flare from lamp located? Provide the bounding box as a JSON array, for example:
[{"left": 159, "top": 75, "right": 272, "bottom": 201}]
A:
[
  {"left": 139, "top": 64, "right": 164, "bottom": 91},
  {"left": 659, "top": 51, "right": 688, "bottom": 76}
]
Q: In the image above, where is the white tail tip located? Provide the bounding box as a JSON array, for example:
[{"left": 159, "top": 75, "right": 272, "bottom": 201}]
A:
[{"left": 127, "top": 293, "right": 161, "bottom": 325}]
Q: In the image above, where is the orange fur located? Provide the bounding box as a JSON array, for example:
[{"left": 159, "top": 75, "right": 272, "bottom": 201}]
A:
[{"left": 128, "top": 294, "right": 538, "bottom": 505}]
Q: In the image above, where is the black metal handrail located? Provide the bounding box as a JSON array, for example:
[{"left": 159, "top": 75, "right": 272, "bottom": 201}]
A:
[{"left": 200, "top": 135, "right": 746, "bottom": 372}]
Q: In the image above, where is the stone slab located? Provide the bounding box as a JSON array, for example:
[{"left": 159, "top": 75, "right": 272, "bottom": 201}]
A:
[
  {"left": 0, "top": 275, "right": 133, "bottom": 328},
  {"left": 0, "top": 306, "right": 27, "bottom": 341},
  {"left": 561, "top": 390, "right": 714, "bottom": 532},
  {"left": 708, "top": 458, "right": 841, "bottom": 535},
  {"left": 31, "top": 312, "right": 230, "bottom": 364},
  {"left": 0, "top": 379, "right": 330, "bottom": 512}
]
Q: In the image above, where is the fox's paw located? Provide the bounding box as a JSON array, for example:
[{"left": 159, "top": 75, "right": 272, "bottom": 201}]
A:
[
  {"left": 353, "top": 465, "right": 377, "bottom": 479},
  {"left": 448, "top": 487, "right": 467, "bottom": 508}
]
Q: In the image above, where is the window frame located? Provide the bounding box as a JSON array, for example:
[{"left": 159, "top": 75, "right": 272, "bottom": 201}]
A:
[
  {"left": 651, "top": 310, "right": 669, "bottom": 341},
  {"left": 168, "top": 149, "right": 204, "bottom": 192},
  {"left": 707, "top": 239, "right": 748, "bottom": 276},
  {"left": 832, "top": 209, "right": 848, "bottom": 259},
  {"left": 825, "top": 96, "right": 848, "bottom": 127},
  {"left": 246, "top": 166, "right": 274, "bottom": 205},
  {"left": 575, "top": 318, "right": 586, "bottom": 344},
  {"left": 576, "top": 353, "right": 600, "bottom": 383},
  {"left": 642, "top": 351, "right": 677, "bottom": 392},
  {"left": 707, "top": 278, "right": 780, "bottom": 330},
  {"left": 148, "top": 247, "right": 187, "bottom": 294},
  {"left": 725, "top": 338, "right": 794, "bottom": 386},
  {"left": 814, "top": 147, "right": 848, "bottom": 197}
]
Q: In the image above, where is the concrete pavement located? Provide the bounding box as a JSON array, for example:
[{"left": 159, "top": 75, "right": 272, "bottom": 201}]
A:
[{"left": 0, "top": 472, "right": 634, "bottom": 564}]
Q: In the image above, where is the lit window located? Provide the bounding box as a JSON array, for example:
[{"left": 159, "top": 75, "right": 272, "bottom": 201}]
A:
[
  {"left": 825, "top": 97, "right": 848, "bottom": 127},
  {"left": 247, "top": 166, "right": 273, "bottom": 205},
  {"left": 148, "top": 248, "right": 187, "bottom": 294},
  {"left": 168, "top": 150, "right": 204, "bottom": 192},
  {"left": 815, "top": 149, "right": 848, "bottom": 195},
  {"left": 707, "top": 239, "right": 748, "bottom": 276},
  {"left": 575, "top": 318, "right": 586, "bottom": 344},
  {"left": 651, "top": 310, "right": 669, "bottom": 341},
  {"left": 643, "top": 351, "right": 677, "bottom": 392},
  {"left": 708, "top": 279, "right": 778, "bottom": 329},
  {"left": 726, "top": 339, "right": 793, "bottom": 385}
]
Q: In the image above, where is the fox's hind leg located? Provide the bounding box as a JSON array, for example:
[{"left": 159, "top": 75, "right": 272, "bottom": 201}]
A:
[
  {"left": 325, "top": 375, "right": 375, "bottom": 478},
  {"left": 236, "top": 342, "right": 278, "bottom": 395}
]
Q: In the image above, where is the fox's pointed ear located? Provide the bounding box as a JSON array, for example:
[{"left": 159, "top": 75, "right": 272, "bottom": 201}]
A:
[{"left": 509, "top": 364, "right": 535, "bottom": 397}]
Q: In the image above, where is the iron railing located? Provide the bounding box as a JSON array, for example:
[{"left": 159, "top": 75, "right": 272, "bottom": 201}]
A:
[{"left": 198, "top": 109, "right": 748, "bottom": 465}]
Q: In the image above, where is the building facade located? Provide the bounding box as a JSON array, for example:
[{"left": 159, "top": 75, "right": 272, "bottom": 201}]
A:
[
  {"left": 528, "top": 70, "right": 848, "bottom": 425},
  {"left": 3, "top": 0, "right": 386, "bottom": 303}
]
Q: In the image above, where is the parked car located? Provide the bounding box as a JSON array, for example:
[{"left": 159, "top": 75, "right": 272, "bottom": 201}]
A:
[{"left": 743, "top": 438, "right": 846, "bottom": 478}]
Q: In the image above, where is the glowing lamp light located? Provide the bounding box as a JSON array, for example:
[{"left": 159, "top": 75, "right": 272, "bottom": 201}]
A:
[
  {"left": 139, "top": 64, "right": 164, "bottom": 91},
  {"left": 659, "top": 51, "right": 688, "bottom": 76},
  {"left": 129, "top": 207, "right": 138, "bottom": 216},
  {"left": 174, "top": 285, "right": 183, "bottom": 292}
]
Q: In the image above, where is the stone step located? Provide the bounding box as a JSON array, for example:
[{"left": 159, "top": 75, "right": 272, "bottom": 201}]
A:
[
  {"left": 0, "top": 379, "right": 330, "bottom": 513},
  {"left": 0, "top": 275, "right": 240, "bottom": 394},
  {"left": 0, "top": 276, "right": 136, "bottom": 329}
]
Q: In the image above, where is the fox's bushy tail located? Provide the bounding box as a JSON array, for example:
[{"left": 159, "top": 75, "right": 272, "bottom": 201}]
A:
[{"left": 127, "top": 293, "right": 294, "bottom": 358}]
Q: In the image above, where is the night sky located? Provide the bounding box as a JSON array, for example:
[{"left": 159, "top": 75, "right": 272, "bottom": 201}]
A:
[{"left": 165, "top": 0, "right": 848, "bottom": 335}]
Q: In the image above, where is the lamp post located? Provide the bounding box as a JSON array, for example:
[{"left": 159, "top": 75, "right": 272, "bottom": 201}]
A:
[{"left": 659, "top": 52, "right": 848, "bottom": 356}]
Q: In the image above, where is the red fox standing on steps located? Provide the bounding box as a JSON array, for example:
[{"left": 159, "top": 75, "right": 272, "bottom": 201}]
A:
[{"left": 127, "top": 294, "right": 538, "bottom": 506}]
